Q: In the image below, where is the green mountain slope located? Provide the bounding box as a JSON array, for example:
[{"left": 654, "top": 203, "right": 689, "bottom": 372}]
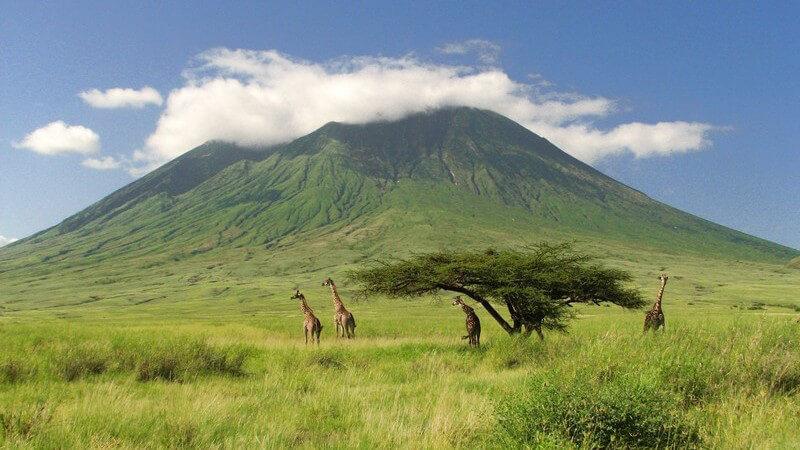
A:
[{"left": 1, "top": 107, "right": 797, "bottom": 310}]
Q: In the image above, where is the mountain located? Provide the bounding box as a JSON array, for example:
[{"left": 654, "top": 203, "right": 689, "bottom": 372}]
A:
[{"left": 1, "top": 107, "right": 797, "bottom": 308}]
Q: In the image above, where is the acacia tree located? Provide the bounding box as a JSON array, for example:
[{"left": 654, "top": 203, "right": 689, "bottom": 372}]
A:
[{"left": 348, "top": 243, "right": 645, "bottom": 339}]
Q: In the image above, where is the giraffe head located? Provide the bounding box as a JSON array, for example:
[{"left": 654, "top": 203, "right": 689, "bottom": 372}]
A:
[
  {"left": 659, "top": 274, "right": 669, "bottom": 283},
  {"left": 322, "top": 278, "right": 334, "bottom": 287},
  {"left": 452, "top": 296, "right": 466, "bottom": 307},
  {"left": 290, "top": 290, "right": 305, "bottom": 301}
]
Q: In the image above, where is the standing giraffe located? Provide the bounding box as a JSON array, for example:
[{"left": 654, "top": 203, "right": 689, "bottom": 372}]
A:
[
  {"left": 453, "top": 296, "right": 481, "bottom": 347},
  {"left": 291, "top": 290, "right": 322, "bottom": 345},
  {"left": 643, "top": 274, "right": 668, "bottom": 334},
  {"left": 322, "top": 278, "right": 356, "bottom": 338}
]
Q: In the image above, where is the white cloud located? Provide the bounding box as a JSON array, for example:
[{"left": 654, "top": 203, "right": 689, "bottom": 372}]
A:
[
  {"left": 82, "top": 156, "right": 121, "bottom": 170},
  {"left": 13, "top": 121, "right": 100, "bottom": 155},
  {"left": 79, "top": 86, "right": 163, "bottom": 108},
  {"left": 528, "top": 121, "right": 720, "bottom": 163},
  {"left": 128, "top": 47, "right": 720, "bottom": 174},
  {"left": 437, "top": 39, "right": 502, "bottom": 65},
  {"left": 0, "top": 235, "right": 18, "bottom": 247}
]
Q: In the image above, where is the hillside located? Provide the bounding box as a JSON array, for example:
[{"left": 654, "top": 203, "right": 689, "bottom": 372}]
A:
[{"left": 0, "top": 107, "right": 797, "bottom": 310}]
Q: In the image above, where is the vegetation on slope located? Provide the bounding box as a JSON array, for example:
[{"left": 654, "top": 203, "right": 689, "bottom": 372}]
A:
[{"left": 1, "top": 108, "right": 796, "bottom": 313}]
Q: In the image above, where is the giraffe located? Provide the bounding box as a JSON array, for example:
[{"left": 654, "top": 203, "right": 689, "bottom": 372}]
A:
[
  {"left": 322, "top": 278, "right": 356, "bottom": 339},
  {"left": 291, "top": 290, "right": 322, "bottom": 345},
  {"left": 643, "top": 274, "right": 668, "bottom": 334},
  {"left": 453, "top": 296, "right": 481, "bottom": 347}
]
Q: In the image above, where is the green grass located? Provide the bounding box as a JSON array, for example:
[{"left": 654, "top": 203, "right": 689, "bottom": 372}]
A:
[
  {"left": 1, "top": 295, "right": 799, "bottom": 448},
  {"left": 2, "top": 219, "right": 799, "bottom": 447}
]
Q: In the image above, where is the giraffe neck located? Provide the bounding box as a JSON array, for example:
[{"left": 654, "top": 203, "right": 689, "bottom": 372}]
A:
[
  {"left": 655, "top": 279, "right": 667, "bottom": 309},
  {"left": 461, "top": 303, "right": 474, "bottom": 315},
  {"left": 299, "top": 297, "right": 314, "bottom": 317},
  {"left": 329, "top": 282, "right": 346, "bottom": 312}
]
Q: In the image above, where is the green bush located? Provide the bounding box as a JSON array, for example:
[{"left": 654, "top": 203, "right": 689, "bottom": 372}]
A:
[
  {"left": 136, "top": 340, "right": 249, "bottom": 382},
  {"left": 0, "top": 359, "right": 28, "bottom": 383},
  {"left": 498, "top": 372, "right": 701, "bottom": 449},
  {"left": 56, "top": 345, "right": 109, "bottom": 381}
]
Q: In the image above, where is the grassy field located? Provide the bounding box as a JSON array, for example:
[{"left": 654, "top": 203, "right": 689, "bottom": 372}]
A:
[
  {"left": 3, "top": 108, "right": 798, "bottom": 448},
  {"left": 2, "top": 219, "right": 799, "bottom": 448},
  {"left": 1, "top": 248, "right": 799, "bottom": 448},
  {"left": 0, "top": 308, "right": 799, "bottom": 448}
]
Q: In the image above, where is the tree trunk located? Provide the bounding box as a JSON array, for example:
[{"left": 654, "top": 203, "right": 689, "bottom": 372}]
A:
[
  {"left": 522, "top": 322, "right": 545, "bottom": 340},
  {"left": 440, "top": 284, "right": 516, "bottom": 334}
]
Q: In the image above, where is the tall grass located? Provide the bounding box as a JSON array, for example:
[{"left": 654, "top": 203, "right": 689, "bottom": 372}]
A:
[{"left": 0, "top": 314, "right": 798, "bottom": 447}]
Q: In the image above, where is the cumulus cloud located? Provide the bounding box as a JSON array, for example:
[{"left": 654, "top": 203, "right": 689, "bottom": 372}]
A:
[
  {"left": 81, "top": 156, "right": 121, "bottom": 170},
  {"left": 79, "top": 86, "right": 163, "bottom": 108},
  {"left": 437, "top": 39, "right": 502, "bottom": 65},
  {"left": 13, "top": 121, "right": 100, "bottom": 155},
  {"left": 128, "top": 46, "right": 720, "bottom": 174},
  {"left": 530, "top": 121, "right": 720, "bottom": 162},
  {"left": 0, "top": 235, "right": 18, "bottom": 247}
]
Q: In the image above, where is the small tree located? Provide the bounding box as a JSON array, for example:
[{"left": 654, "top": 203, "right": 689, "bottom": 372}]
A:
[{"left": 348, "top": 243, "right": 645, "bottom": 338}]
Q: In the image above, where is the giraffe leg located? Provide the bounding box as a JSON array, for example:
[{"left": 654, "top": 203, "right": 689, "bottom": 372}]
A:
[{"left": 304, "top": 327, "right": 309, "bottom": 345}]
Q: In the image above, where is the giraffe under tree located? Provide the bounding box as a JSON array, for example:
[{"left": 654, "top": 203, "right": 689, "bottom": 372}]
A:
[
  {"left": 643, "top": 274, "right": 668, "bottom": 334},
  {"left": 322, "top": 278, "right": 356, "bottom": 339},
  {"left": 453, "top": 296, "right": 481, "bottom": 347},
  {"left": 291, "top": 290, "right": 322, "bottom": 345}
]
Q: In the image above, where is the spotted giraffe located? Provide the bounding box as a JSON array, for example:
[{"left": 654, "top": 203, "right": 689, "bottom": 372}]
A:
[
  {"left": 453, "top": 296, "right": 481, "bottom": 347},
  {"left": 643, "top": 275, "right": 668, "bottom": 334},
  {"left": 322, "top": 278, "right": 356, "bottom": 339},
  {"left": 291, "top": 290, "right": 322, "bottom": 345}
]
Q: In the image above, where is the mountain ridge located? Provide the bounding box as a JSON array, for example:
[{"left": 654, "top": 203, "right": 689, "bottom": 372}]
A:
[{"left": 4, "top": 107, "right": 797, "bottom": 270}]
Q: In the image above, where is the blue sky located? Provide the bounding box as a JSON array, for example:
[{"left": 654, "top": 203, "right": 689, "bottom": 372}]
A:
[{"left": 1, "top": 1, "right": 798, "bottom": 249}]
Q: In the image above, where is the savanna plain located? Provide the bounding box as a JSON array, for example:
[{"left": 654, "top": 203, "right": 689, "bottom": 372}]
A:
[{"left": 1, "top": 243, "right": 799, "bottom": 449}]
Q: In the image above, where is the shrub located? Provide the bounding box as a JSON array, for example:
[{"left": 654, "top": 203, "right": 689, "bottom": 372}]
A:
[
  {"left": 0, "top": 359, "right": 28, "bottom": 383},
  {"left": 498, "top": 372, "right": 701, "bottom": 448},
  {"left": 136, "top": 340, "right": 249, "bottom": 382},
  {"left": 57, "top": 345, "right": 109, "bottom": 381}
]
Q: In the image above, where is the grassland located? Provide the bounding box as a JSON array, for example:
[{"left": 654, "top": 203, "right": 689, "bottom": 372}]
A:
[
  {"left": 1, "top": 108, "right": 799, "bottom": 447},
  {"left": 1, "top": 246, "right": 799, "bottom": 448},
  {"left": 1, "top": 307, "right": 799, "bottom": 448}
]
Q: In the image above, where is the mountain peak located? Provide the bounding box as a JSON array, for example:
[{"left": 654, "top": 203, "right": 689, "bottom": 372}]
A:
[{"left": 9, "top": 108, "right": 797, "bottom": 265}]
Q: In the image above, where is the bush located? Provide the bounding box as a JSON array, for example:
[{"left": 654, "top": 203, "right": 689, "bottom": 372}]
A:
[
  {"left": 57, "top": 345, "right": 109, "bottom": 381},
  {"left": 0, "top": 359, "right": 28, "bottom": 383},
  {"left": 498, "top": 372, "right": 701, "bottom": 448},
  {"left": 136, "top": 340, "right": 249, "bottom": 382}
]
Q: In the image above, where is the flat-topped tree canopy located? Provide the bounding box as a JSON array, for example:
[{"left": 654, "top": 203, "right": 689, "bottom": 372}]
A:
[{"left": 348, "top": 243, "right": 646, "bottom": 338}]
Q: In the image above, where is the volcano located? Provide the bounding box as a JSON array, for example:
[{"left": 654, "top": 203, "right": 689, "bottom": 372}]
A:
[{"left": 1, "top": 107, "right": 796, "bottom": 308}]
